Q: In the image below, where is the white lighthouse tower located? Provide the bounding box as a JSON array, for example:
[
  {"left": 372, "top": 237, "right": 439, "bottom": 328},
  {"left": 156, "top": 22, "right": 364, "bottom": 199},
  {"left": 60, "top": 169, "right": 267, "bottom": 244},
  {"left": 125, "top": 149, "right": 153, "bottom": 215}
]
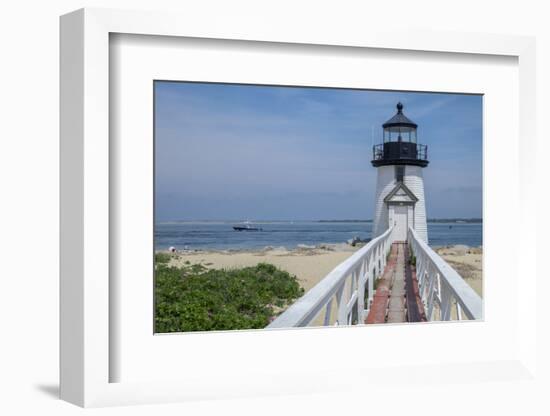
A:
[{"left": 371, "top": 102, "right": 429, "bottom": 243}]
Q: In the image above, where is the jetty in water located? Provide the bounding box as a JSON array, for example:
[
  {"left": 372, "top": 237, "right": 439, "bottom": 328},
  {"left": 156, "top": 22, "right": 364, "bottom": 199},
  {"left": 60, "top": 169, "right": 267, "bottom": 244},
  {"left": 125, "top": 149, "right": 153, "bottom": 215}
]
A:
[{"left": 268, "top": 103, "right": 482, "bottom": 328}]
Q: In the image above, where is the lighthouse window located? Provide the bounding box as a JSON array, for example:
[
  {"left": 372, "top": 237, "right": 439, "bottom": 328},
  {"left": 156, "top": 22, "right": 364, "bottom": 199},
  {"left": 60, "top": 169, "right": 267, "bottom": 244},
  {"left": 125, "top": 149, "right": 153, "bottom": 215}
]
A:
[{"left": 395, "top": 166, "right": 404, "bottom": 182}]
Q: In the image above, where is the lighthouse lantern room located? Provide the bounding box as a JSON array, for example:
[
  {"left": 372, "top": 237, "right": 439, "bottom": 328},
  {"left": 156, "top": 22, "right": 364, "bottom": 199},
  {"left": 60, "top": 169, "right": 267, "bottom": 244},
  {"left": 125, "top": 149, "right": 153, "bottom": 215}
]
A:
[{"left": 371, "top": 103, "right": 429, "bottom": 243}]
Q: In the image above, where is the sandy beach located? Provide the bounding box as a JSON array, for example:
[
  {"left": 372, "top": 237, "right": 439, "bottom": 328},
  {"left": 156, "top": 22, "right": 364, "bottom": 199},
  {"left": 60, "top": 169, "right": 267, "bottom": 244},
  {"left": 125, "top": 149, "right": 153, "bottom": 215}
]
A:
[
  {"left": 166, "top": 244, "right": 358, "bottom": 293},
  {"left": 435, "top": 245, "right": 483, "bottom": 297},
  {"left": 162, "top": 243, "right": 483, "bottom": 297}
]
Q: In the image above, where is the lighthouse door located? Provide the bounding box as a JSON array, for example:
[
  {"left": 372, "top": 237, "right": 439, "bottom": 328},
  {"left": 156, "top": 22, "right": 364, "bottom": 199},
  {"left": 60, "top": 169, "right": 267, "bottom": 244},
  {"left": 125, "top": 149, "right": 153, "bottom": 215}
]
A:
[{"left": 392, "top": 205, "right": 408, "bottom": 241}]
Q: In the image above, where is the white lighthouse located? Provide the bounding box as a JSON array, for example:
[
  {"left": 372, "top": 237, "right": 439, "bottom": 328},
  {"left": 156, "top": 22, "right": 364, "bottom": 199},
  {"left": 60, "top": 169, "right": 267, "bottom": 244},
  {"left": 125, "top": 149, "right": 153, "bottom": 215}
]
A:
[{"left": 371, "top": 103, "right": 429, "bottom": 243}]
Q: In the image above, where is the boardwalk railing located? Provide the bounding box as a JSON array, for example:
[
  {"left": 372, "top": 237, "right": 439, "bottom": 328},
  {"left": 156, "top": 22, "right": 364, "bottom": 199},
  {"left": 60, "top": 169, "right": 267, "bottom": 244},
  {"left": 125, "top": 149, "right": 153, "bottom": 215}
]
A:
[
  {"left": 268, "top": 227, "right": 393, "bottom": 328},
  {"left": 407, "top": 227, "right": 483, "bottom": 321}
]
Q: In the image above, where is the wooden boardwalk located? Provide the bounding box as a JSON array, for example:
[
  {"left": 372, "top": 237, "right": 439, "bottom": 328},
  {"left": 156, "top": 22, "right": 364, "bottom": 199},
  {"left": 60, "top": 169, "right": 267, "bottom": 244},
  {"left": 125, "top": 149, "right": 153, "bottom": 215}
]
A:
[
  {"left": 269, "top": 226, "right": 481, "bottom": 329},
  {"left": 365, "top": 242, "right": 426, "bottom": 324}
]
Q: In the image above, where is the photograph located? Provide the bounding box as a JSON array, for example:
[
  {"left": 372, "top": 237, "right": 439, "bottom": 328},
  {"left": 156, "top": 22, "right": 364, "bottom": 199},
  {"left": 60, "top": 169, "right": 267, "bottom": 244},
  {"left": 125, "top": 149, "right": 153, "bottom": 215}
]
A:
[{"left": 153, "top": 81, "right": 483, "bottom": 333}]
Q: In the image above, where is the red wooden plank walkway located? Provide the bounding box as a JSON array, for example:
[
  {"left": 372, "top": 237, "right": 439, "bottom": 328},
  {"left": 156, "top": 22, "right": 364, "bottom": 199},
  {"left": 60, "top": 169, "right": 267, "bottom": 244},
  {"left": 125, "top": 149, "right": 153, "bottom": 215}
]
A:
[{"left": 365, "top": 242, "right": 427, "bottom": 324}]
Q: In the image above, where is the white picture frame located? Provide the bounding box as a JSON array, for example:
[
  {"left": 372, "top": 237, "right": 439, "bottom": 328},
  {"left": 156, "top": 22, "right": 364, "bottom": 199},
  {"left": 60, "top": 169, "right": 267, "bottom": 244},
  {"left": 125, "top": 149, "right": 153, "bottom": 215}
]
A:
[{"left": 60, "top": 8, "right": 538, "bottom": 408}]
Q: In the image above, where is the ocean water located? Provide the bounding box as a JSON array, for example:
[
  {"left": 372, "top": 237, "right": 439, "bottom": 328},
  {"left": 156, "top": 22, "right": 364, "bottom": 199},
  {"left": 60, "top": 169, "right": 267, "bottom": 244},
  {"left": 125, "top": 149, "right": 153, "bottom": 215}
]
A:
[{"left": 155, "top": 221, "right": 482, "bottom": 251}]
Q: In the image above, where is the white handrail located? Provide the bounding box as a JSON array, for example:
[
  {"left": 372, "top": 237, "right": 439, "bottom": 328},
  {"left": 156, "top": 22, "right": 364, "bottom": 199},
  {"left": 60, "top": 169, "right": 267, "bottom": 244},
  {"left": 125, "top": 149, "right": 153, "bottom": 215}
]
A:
[
  {"left": 407, "top": 227, "right": 482, "bottom": 320},
  {"left": 267, "top": 227, "right": 394, "bottom": 328}
]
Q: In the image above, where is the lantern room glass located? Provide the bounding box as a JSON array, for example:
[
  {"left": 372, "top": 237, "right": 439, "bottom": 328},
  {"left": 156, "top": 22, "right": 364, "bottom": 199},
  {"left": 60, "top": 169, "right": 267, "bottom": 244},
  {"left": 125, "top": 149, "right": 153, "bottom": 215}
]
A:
[{"left": 383, "top": 126, "right": 417, "bottom": 143}]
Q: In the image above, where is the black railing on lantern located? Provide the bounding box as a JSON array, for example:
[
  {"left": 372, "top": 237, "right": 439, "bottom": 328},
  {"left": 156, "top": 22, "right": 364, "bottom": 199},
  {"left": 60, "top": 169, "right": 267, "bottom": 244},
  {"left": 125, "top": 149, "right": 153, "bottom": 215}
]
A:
[{"left": 372, "top": 142, "right": 428, "bottom": 167}]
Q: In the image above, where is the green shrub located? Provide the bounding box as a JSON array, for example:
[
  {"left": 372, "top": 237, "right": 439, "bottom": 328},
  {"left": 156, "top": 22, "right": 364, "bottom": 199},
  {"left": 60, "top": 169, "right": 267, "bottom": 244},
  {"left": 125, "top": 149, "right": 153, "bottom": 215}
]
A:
[
  {"left": 155, "top": 252, "right": 172, "bottom": 264},
  {"left": 154, "top": 261, "right": 304, "bottom": 333}
]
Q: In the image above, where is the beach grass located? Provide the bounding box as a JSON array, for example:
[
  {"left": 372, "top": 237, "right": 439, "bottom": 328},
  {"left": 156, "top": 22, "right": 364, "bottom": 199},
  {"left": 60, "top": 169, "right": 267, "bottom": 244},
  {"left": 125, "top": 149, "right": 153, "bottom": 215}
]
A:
[{"left": 155, "top": 261, "right": 304, "bottom": 333}]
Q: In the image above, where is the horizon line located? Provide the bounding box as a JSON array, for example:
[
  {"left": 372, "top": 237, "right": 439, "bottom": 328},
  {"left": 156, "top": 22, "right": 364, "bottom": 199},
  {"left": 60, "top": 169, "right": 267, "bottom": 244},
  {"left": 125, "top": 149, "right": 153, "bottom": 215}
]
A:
[{"left": 156, "top": 217, "right": 483, "bottom": 223}]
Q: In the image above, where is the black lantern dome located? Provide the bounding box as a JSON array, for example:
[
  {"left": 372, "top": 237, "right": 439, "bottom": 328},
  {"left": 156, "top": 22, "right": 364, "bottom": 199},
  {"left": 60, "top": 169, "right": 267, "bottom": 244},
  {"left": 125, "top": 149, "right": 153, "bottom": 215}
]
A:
[
  {"left": 383, "top": 102, "right": 417, "bottom": 130},
  {"left": 371, "top": 102, "right": 428, "bottom": 167}
]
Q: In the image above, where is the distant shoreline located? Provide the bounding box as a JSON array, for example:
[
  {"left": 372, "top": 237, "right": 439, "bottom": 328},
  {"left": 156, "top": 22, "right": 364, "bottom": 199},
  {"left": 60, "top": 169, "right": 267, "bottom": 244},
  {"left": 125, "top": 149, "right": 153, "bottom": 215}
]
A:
[
  {"left": 157, "top": 218, "right": 483, "bottom": 224},
  {"left": 156, "top": 242, "right": 482, "bottom": 256},
  {"left": 156, "top": 221, "right": 482, "bottom": 250},
  {"left": 318, "top": 219, "right": 482, "bottom": 224}
]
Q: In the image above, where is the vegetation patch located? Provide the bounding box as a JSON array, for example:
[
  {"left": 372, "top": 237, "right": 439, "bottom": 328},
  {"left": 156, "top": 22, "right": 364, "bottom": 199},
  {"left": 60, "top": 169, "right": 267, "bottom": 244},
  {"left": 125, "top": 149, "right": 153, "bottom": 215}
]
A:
[
  {"left": 154, "top": 252, "right": 172, "bottom": 265},
  {"left": 155, "top": 261, "right": 304, "bottom": 333}
]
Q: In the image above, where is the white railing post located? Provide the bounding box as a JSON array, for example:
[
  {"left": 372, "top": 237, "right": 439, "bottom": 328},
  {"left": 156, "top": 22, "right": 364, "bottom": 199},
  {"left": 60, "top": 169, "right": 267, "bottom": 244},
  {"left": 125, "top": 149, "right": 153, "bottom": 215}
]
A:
[
  {"left": 357, "top": 279, "right": 365, "bottom": 322},
  {"left": 367, "top": 257, "right": 374, "bottom": 312},
  {"left": 357, "top": 258, "right": 366, "bottom": 322},
  {"left": 440, "top": 283, "right": 451, "bottom": 321},
  {"left": 377, "top": 245, "right": 382, "bottom": 278},
  {"left": 335, "top": 285, "right": 345, "bottom": 325},
  {"left": 456, "top": 302, "right": 463, "bottom": 321},
  {"left": 323, "top": 298, "right": 333, "bottom": 326}
]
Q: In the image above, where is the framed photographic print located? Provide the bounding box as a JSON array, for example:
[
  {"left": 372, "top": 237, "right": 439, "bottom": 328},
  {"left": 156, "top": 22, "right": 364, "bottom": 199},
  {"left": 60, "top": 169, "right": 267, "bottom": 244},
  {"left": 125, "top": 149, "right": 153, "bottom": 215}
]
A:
[{"left": 60, "top": 8, "right": 538, "bottom": 408}]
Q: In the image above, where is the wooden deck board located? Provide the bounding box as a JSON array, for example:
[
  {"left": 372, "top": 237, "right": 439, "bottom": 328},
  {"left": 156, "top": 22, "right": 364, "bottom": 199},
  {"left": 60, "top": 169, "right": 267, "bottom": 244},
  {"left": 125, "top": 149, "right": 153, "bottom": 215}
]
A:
[{"left": 366, "top": 241, "right": 426, "bottom": 324}]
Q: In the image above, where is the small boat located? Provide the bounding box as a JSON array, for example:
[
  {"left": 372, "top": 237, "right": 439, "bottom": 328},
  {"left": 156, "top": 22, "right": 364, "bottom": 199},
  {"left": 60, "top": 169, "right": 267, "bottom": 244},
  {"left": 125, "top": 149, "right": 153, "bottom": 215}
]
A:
[{"left": 233, "top": 221, "right": 262, "bottom": 231}]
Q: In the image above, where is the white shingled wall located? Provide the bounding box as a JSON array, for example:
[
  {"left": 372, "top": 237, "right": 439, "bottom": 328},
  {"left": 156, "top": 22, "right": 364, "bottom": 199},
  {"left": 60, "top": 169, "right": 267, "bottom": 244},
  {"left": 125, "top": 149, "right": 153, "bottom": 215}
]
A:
[
  {"left": 403, "top": 165, "right": 428, "bottom": 244},
  {"left": 371, "top": 165, "right": 429, "bottom": 244}
]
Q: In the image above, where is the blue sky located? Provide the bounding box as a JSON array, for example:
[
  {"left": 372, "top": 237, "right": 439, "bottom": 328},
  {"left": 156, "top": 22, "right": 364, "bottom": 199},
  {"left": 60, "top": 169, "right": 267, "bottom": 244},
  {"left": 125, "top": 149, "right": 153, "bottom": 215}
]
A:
[{"left": 155, "top": 82, "right": 482, "bottom": 221}]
